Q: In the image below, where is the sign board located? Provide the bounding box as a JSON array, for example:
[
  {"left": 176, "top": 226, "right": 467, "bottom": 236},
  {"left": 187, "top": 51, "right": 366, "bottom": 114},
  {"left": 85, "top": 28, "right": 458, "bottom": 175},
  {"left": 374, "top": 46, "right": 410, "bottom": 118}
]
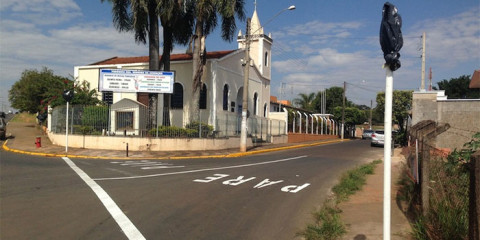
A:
[{"left": 99, "top": 69, "right": 175, "bottom": 94}]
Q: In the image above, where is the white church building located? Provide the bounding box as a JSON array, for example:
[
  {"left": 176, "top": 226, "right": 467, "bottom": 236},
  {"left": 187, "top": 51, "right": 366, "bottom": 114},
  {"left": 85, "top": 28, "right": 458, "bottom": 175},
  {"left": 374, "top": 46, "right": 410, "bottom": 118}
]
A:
[{"left": 74, "top": 9, "right": 279, "bottom": 133}]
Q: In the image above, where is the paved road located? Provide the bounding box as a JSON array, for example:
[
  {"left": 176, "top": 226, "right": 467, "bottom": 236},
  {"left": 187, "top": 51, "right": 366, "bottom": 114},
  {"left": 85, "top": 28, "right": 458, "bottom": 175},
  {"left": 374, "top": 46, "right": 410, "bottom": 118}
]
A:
[{"left": 0, "top": 139, "right": 383, "bottom": 240}]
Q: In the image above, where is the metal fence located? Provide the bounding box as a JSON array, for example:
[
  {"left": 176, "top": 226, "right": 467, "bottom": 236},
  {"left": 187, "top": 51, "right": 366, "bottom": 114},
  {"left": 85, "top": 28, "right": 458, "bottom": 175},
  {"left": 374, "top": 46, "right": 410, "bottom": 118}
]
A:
[{"left": 50, "top": 104, "right": 286, "bottom": 141}]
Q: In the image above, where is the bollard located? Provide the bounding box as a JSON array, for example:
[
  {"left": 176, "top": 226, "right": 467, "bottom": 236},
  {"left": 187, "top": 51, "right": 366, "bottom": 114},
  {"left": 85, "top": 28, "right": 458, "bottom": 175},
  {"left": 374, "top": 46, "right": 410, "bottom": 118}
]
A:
[
  {"left": 126, "top": 143, "right": 129, "bottom": 157},
  {"left": 35, "top": 136, "right": 41, "bottom": 148}
]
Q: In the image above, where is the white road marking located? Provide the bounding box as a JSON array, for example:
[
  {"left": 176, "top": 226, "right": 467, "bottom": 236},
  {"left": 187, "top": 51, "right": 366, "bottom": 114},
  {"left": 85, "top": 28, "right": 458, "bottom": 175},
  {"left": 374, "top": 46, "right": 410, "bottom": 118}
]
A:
[
  {"left": 94, "top": 155, "right": 308, "bottom": 181},
  {"left": 140, "top": 165, "right": 184, "bottom": 170},
  {"left": 62, "top": 157, "right": 146, "bottom": 240}
]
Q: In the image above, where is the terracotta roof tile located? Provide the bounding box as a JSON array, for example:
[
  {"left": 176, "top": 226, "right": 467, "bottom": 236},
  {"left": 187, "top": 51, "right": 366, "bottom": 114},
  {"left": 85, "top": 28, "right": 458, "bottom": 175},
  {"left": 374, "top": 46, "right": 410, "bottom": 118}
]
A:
[
  {"left": 90, "top": 50, "right": 236, "bottom": 66},
  {"left": 469, "top": 69, "right": 480, "bottom": 88}
]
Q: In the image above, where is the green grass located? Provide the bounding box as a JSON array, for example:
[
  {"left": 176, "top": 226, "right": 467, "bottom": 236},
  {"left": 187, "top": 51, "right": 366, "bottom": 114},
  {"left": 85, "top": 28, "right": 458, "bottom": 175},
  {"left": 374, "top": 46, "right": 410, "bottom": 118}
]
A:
[
  {"left": 298, "top": 202, "right": 346, "bottom": 240},
  {"left": 297, "top": 160, "right": 382, "bottom": 240},
  {"left": 9, "top": 112, "right": 37, "bottom": 123}
]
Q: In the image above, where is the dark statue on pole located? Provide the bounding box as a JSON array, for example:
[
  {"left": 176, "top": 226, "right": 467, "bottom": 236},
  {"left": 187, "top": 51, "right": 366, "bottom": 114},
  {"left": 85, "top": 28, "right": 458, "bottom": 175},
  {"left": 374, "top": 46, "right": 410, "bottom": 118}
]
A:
[{"left": 380, "top": 2, "right": 403, "bottom": 71}]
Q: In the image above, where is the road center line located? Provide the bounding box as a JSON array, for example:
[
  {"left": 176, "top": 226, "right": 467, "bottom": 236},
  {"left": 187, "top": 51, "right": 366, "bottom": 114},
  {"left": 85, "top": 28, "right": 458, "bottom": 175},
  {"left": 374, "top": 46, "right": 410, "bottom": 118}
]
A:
[
  {"left": 62, "top": 157, "right": 146, "bottom": 240},
  {"left": 93, "top": 155, "right": 308, "bottom": 181}
]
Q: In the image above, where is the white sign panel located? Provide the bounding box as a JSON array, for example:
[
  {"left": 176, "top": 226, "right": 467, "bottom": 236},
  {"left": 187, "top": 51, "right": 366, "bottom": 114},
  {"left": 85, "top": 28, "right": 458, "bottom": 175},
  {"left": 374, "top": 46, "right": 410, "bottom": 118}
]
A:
[{"left": 100, "top": 69, "right": 175, "bottom": 93}]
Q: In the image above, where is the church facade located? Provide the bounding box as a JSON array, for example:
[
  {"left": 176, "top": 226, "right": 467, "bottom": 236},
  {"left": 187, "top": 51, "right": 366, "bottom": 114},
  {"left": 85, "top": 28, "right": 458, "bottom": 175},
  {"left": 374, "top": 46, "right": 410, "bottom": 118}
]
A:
[{"left": 74, "top": 9, "right": 275, "bottom": 131}]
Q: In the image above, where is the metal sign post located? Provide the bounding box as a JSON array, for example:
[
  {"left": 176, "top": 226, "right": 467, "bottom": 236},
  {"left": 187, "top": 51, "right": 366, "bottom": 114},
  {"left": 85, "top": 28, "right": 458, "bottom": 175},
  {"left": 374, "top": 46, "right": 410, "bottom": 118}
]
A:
[
  {"left": 380, "top": 2, "right": 403, "bottom": 239},
  {"left": 383, "top": 66, "right": 393, "bottom": 239},
  {"left": 65, "top": 101, "right": 69, "bottom": 153}
]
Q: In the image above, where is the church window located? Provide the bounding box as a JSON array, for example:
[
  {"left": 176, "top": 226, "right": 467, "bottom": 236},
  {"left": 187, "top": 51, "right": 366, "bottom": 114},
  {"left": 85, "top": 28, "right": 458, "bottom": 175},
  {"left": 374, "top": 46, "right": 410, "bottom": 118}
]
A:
[
  {"left": 223, "top": 84, "right": 229, "bottom": 111},
  {"left": 170, "top": 83, "right": 183, "bottom": 109},
  {"left": 253, "top": 93, "right": 258, "bottom": 116},
  {"left": 264, "top": 52, "right": 269, "bottom": 67},
  {"left": 199, "top": 83, "right": 207, "bottom": 109}
]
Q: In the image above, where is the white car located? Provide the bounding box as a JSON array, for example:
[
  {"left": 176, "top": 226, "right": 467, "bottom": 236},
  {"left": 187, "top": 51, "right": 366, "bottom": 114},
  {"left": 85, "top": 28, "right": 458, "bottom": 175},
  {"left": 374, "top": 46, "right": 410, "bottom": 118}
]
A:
[
  {"left": 370, "top": 130, "right": 385, "bottom": 147},
  {"left": 362, "top": 129, "right": 374, "bottom": 139}
]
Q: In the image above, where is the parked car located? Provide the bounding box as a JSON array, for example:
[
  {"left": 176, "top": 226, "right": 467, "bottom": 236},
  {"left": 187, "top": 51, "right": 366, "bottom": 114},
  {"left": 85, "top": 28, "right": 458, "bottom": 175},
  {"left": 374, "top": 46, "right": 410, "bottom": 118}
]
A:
[
  {"left": 370, "top": 130, "right": 385, "bottom": 147},
  {"left": 0, "top": 117, "right": 6, "bottom": 140},
  {"left": 362, "top": 129, "right": 374, "bottom": 139}
]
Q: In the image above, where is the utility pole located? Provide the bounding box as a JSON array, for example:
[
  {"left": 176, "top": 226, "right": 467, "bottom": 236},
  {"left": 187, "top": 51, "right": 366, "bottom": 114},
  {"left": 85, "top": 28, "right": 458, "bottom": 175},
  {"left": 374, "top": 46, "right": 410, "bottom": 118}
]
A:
[
  {"left": 421, "top": 32, "right": 426, "bottom": 91},
  {"left": 240, "top": 18, "right": 251, "bottom": 153},
  {"left": 279, "top": 82, "right": 285, "bottom": 112},
  {"left": 429, "top": 67, "right": 432, "bottom": 91},
  {"left": 341, "top": 81, "right": 345, "bottom": 139},
  {"left": 370, "top": 99, "right": 373, "bottom": 130}
]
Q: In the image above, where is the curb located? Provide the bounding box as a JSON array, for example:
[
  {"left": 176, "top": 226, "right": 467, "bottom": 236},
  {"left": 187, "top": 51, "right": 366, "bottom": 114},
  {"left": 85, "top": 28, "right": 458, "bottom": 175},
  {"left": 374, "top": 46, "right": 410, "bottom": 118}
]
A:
[{"left": 2, "top": 138, "right": 349, "bottom": 160}]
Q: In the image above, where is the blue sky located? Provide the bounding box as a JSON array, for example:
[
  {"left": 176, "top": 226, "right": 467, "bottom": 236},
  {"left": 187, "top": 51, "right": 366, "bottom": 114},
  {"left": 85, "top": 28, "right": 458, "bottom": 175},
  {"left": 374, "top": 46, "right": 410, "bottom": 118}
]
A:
[{"left": 1, "top": 0, "right": 479, "bottom": 111}]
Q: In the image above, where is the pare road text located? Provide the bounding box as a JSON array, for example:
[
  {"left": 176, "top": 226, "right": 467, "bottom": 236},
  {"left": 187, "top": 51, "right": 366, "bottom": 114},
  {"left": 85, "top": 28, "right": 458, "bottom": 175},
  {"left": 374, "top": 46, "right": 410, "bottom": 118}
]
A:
[{"left": 194, "top": 174, "right": 310, "bottom": 193}]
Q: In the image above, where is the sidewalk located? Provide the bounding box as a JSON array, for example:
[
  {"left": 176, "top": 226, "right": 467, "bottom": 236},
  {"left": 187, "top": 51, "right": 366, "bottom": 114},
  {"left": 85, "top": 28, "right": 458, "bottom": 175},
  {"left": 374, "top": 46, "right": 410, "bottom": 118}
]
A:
[
  {"left": 2, "top": 121, "right": 342, "bottom": 159},
  {"left": 339, "top": 147, "right": 412, "bottom": 240}
]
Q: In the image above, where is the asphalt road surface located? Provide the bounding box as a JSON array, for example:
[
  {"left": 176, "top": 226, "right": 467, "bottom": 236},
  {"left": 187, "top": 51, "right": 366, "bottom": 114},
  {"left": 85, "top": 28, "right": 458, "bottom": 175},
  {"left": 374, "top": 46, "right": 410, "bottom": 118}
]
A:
[{"left": 0, "top": 139, "right": 383, "bottom": 240}]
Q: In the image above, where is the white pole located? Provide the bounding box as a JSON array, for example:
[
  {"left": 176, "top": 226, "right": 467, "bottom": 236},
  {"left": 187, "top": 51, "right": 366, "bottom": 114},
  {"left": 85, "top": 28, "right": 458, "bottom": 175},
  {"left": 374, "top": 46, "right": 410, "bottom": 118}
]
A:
[
  {"left": 303, "top": 113, "right": 308, "bottom": 134},
  {"left": 65, "top": 101, "right": 69, "bottom": 153},
  {"left": 297, "top": 111, "right": 302, "bottom": 133},
  {"left": 383, "top": 67, "right": 393, "bottom": 240}
]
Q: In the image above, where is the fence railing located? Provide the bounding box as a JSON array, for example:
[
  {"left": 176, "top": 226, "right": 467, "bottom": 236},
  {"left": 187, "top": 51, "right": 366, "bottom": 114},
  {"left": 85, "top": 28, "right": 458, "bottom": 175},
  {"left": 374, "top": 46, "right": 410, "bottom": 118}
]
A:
[{"left": 49, "top": 104, "right": 286, "bottom": 141}]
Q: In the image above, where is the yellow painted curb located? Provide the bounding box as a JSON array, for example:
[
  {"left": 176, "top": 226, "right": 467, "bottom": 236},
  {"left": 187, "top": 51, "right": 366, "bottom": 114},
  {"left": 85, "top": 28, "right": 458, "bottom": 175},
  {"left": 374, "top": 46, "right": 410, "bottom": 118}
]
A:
[{"left": 2, "top": 138, "right": 349, "bottom": 160}]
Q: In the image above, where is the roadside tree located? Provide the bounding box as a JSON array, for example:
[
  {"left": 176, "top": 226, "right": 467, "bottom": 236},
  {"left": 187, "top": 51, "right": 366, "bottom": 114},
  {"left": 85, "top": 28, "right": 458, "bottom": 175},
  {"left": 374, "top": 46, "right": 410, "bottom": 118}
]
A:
[
  {"left": 188, "top": 0, "right": 245, "bottom": 122},
  {"left": 293, "top": 93, "right": 315, "bottom": 111},
  {"left": 9, "top": 68, "right": 68, "bottom": 113},
  {"left": 435, "top": 75, "right": 480, "bottom": 99}
]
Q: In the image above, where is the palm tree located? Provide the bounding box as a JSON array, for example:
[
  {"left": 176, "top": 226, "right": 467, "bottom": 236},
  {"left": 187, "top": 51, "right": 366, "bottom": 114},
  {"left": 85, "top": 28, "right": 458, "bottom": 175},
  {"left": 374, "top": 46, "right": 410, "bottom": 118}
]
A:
[
  {"left": 102, "top": 0, "right": 194, "bottom": 126},
  {"left": 158, "top": 0, "right": 194, "bottom": 71},
  {"left": 101, "top": 0, "right": 161, "bottom": 71},
  {"left": 187, "top": 0, "right": 245, "bottom": 122},
  {"left": 294, "top": 93, "right": 315, "bottom": 111}
]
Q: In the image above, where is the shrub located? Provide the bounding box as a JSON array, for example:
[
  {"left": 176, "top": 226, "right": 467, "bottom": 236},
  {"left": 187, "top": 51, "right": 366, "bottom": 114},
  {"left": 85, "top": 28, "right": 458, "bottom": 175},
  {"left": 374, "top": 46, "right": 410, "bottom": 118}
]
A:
[
  {"left": 185, "top": 122, "right": 213, "bottom": 137},
  {"left": 81, "top": 105, "right": 108, "bottom": 131},
  {"left": 401, "top": 132, "right": 479, "bottom": 239}
]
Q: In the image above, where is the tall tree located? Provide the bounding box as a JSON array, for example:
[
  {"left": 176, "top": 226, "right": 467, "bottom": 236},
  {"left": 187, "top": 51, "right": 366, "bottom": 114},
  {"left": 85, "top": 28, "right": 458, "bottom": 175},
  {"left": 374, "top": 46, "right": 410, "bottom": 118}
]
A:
[
  {"left": 312, "top": 87, "right": 353, "bottom": 114},
  {"left": 436, "top": 75, "right": 480, "bottom": 99},
  {"left": 8, "top": 68, "right": 101, "bottom": 113},
  {"left": 102, "top": 0, "right": 161, "bottom": 71},
  {"left": 333, "top": 106, "right": 366, "bottom": 125},
  {"left": 293, "top": 92, "right": 315, "bottom": 111},
  {"left": 188, "top": 0, "right": 245, "bottom": 122},
  {"left": 9, "top": 68, "right": 67, "bottom": 113},
  {"left": 375, "top": 90, "right": 413, "bottom": 132},
  {"left": 158, "top": 0, "right": 194, "bottom": 71}
]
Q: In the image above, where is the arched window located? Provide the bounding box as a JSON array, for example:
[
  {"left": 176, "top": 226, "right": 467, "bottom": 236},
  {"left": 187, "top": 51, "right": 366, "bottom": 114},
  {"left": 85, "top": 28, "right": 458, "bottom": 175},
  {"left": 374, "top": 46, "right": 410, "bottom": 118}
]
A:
[
  {"left": 199, "top": 83, "right": 207, "bottom": 109},
  {"left": 264, "top": 51, "right": 269, "bottom": 67},
  {"left": 263, "top": 103, "right": 268, "bottom": 117},
  {"left": 253, "top": 93, "right": 258, "bottom": 116},
  {"left": 223, "top": 84, "right": 229, "bottom": 111},
  {"left": 170, "top": 83, "right": 183, "bottom": 109}
]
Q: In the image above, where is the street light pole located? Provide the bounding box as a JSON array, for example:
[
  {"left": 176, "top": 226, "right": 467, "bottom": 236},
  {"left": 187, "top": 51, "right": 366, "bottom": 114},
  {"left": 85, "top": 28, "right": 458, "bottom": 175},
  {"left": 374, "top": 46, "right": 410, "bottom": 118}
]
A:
[
  {"left": 239, "top": 18, "right": 251, "bottom": 152},
  {"left": 239, "top": 5, "right": 295, "bottom": 152}
]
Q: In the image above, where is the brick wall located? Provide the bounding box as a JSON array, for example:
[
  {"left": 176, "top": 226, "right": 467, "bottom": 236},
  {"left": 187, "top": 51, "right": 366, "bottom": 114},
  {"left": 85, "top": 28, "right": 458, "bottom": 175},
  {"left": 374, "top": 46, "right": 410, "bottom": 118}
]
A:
[{"left": 287, "top": 133, "right": 338, "bottom": 143}]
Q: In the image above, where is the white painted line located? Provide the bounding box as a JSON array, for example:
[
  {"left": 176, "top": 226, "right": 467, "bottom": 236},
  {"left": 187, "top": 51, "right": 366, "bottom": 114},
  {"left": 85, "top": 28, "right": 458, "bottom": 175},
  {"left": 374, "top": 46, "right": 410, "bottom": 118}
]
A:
[
  {"left": 141, "top": 165, "right": 184, "bottom": 170},
  {"left": 94, "top": 155, "right": 308, "bottom": 181},
  {"left": 62, "top": 157, "right": 146, "bottom": 240},
  {"left": 125, "top": 163, "right": 173, "bottom": 167}
]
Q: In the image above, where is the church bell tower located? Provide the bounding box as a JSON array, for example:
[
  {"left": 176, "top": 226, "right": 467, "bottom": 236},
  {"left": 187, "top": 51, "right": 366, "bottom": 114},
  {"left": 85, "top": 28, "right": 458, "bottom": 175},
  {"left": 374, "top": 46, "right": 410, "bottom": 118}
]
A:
[{"left": 237, "top": 5, "right": 273, "bottom": 80}]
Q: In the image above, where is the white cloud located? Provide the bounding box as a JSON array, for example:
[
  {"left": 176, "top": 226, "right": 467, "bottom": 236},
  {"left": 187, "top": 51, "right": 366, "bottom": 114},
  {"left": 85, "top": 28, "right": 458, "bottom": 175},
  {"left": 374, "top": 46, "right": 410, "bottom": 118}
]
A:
[
  {"left": 270, "top": 8, "right": 480, "bottom": 106},
  {"left": 405, "top": 9, "right": 480, "bottom": 68},
  {"left": 1, "top": 0, "right": 82, "bottom": 25}
]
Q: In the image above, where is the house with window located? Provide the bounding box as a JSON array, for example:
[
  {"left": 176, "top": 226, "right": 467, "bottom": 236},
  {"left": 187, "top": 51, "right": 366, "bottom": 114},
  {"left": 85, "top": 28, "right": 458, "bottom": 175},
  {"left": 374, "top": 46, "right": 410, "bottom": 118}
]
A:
[{"left": 74, "top": 9, "right": 273, "bottom": 134}]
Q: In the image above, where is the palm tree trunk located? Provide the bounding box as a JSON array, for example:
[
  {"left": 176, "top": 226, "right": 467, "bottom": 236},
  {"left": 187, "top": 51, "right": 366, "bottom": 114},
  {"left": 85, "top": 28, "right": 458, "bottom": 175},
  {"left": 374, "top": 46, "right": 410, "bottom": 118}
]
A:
[
  {"left": 161, "top": 24, "right": 173, "bottom": 126},
  {"left": 190, "top": 20, "right": 203, "bottom": 123},
  {"left": 147, "top": 0, "right": 160, "bottom": 129},
  {"left": 148, "top": 0, "right": 160, "bottom": 71}
]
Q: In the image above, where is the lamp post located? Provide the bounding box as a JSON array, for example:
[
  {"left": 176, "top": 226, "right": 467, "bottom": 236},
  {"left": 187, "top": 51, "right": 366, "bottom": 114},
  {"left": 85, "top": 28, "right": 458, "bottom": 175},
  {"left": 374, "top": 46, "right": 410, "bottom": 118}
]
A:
[
  {"left": 240, "top": 5, "right": 295, "bottom": 152},
  {"left": 63, "top": 89, "right": 74, "bottom": 153}
]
